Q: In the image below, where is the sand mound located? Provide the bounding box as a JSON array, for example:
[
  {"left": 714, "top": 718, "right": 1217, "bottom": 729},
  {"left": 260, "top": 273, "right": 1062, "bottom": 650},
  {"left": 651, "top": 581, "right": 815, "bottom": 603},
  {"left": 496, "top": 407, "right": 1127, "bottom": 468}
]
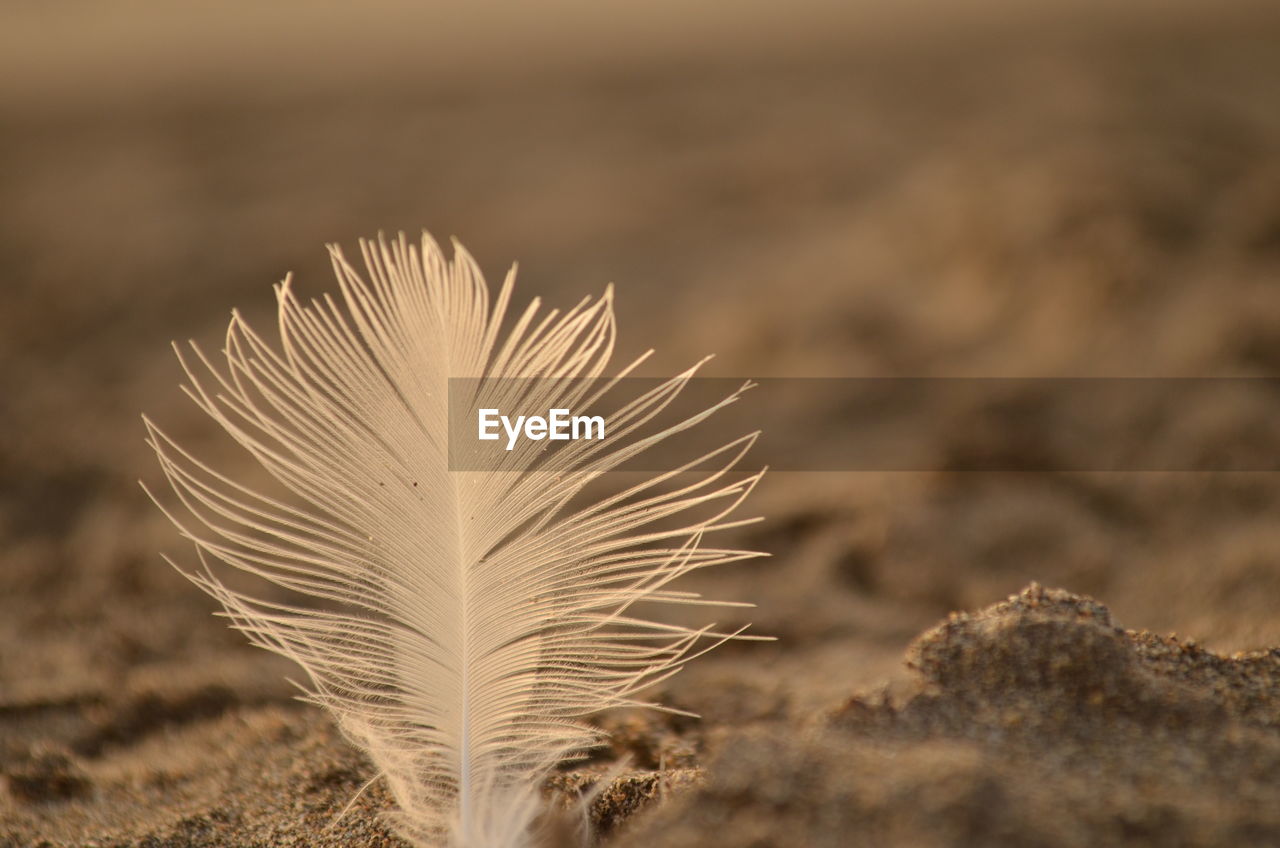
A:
[{"left": 616, "top": 585, "right": 1280, "bottom": 848}]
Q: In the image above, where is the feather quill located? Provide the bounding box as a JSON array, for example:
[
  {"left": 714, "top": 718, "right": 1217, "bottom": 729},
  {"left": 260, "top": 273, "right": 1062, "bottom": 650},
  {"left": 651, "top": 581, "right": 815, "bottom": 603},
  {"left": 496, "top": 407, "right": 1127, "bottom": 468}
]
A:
[{"left": 142, "top": 232, "right": 764, "bottom": 847}]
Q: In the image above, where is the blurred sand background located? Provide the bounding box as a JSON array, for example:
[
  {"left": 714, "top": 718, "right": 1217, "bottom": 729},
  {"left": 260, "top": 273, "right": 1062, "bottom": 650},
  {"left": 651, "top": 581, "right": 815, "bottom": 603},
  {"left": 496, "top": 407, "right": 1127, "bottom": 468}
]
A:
[{"left": 4, "top": 1, "right": 1280, "bottom": 845}]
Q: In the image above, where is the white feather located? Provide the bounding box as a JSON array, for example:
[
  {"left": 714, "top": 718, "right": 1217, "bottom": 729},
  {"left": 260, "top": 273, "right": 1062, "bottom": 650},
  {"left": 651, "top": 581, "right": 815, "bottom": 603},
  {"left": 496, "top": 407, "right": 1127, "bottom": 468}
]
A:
[{"left": 142, "top": 232, "right": 764, "bottom": 847}]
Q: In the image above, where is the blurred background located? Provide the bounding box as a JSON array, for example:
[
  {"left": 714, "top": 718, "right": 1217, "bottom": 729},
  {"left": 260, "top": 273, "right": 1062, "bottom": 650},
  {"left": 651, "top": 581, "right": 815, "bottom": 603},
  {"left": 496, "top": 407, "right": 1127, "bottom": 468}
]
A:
[{"left": 4, "top": 0, "right": 1280, "bottom": 842}]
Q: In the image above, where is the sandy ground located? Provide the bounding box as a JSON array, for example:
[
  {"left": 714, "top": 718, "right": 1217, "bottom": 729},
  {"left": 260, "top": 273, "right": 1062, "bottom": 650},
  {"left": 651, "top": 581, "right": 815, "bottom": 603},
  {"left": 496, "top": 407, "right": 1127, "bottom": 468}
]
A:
[{"left": 4, "top": 4, "right": 1280, "bottom": 846}]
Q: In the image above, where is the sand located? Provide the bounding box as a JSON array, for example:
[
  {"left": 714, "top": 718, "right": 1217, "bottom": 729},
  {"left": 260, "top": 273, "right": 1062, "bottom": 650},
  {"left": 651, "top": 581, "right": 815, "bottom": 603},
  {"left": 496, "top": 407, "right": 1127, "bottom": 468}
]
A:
[
  {"left": 4, "top": 5, "right": 1280, "bottom": 846},
  {"left": 617, "top": 585, "right": 1280, "bottom": 847}
]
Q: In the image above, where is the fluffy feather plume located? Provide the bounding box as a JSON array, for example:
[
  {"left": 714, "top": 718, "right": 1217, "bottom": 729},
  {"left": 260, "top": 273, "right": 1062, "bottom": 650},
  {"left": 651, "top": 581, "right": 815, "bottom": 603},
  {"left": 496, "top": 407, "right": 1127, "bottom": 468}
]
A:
[{"left": 143, "top": 232, "right": 764, "bottom": 847}]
